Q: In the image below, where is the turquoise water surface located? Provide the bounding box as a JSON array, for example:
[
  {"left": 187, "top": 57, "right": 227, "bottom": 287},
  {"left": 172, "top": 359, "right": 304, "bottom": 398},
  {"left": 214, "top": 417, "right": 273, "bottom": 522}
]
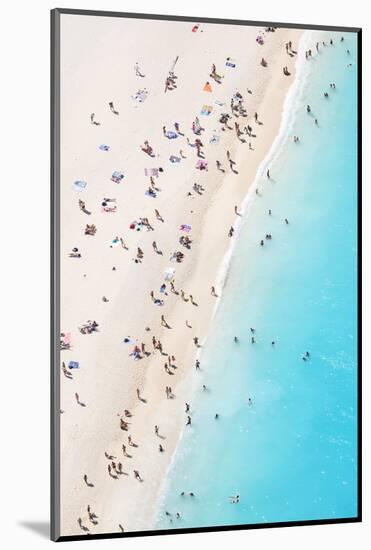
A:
[{"left": 156, "top": 30, "right": 358, "bottom": 530}]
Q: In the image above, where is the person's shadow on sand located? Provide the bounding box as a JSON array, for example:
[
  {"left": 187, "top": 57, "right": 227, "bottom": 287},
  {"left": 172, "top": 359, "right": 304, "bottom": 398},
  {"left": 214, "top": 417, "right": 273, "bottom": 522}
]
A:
[{"left": 18, "top": 521, "right": 49, "bottom": 539}]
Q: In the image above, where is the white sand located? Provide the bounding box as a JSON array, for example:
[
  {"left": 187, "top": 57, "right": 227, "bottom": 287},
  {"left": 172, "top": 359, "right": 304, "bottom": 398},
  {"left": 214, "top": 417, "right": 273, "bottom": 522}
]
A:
[{"left": 59, "top": 13, "right": 303, "bottom": 536}]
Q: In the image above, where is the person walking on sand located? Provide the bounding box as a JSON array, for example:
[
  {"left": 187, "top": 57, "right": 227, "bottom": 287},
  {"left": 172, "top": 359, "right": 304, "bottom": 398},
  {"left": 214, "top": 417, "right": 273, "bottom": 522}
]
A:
[
  {"left": 228, "top": 227, "right": 234, "bottom": 237},
  {"left": 161, "top": 315, "right": 171, "bottom": 329},
  {"left": 195, "top": 359, "right": 200, "bottom": 370},
  {"left": 186, "top": 415, "right": 192, "bottom": 426},
  {"left": 267, "top": 169, "right": 270, "bottom": 179},
  {"left": 109, "top": 101, "right": 119, "bottom": 115},
  {"left": 133, "top": 469, "right": 143, "bottom": 481},
  {"left": 211, "top": 286, "right": 218, "bottom": 297},
  {"left": 83, "top": 474, "right": 94, "bottom": 487},
  {"left": 234, "top": 205, "right": 241, "bottom": 216}
]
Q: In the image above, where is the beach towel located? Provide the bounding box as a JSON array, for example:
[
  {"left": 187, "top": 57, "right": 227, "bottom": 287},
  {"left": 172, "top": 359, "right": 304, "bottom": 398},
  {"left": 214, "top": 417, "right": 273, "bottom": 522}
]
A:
[
  {"left": 111, "top": 171, "right": 124, "bottom": 183},
  {"left": 99, "top": 144, "right": 110, "bottom": 151},
  {"left": 209, "top": 134, "right": 220, "bottom": 144},
  {"left": 225, "top": 57, "right": 236, "bottom": 68},
  {"left": 68, "top": 361, "right": 79, "bottom": 369},
  {"left": 165, "top": 131, "right": 178, "bottom": 139},
  {"left": 214, "top": 100, "right": 225, "bottom": 107},
  {"left": 203, "top": 82, "right": 212, "bottom": 92},
  {"left": 200, "top": 105, "right": 213, "bottom": 116},
  {"left": 111, "top": 237, "right": 120, "bottom": 247},
  {"left": 180, "top": 224, "right": 192, "bottom": 232},
  {"left": 132, "top": 89, "right": 148, "bottom": 102},
  {"left": 144, "top": 168, "right": 159, "bottom": 177},
  {"left": 192, "top": 24, "right": 199, "bottom": 32},
  {"left": 73, "top": 180, "right": 87, "bottom": 191},
  {"left": 169, "top": 155, "right": 181, "bottom": 163}
]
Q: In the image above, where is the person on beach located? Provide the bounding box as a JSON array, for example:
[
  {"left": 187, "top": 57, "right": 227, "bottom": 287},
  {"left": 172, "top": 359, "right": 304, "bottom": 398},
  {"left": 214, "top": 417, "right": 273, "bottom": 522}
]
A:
[
  {"left": 109, "top": 101, "right": 119, "bottom": 115},
  {"left": 211, "top": 286, "right": 218, "bottom": 297},
  {"left": 210, "top": 63, "right": 224, "bottom": 84},
  {"left": 134, "top": 62, "right": 145, "bottom": 77},
  {"left": 78, "top": 199, "right": 91, "bottom": 215},
  {"left": 195, "top": 359, "right": 200, "bottom": 370},
  {"left": 234, "top": 205, "right": 242, "bottom": 216},
  {"left": 267, "top": 169, "right": 270, "bottom": 179},
  {"left": 307, "top": 105, "right": 311, "bottom": 113},
  {"left": 90, "top": 113, "right": 100, "bottom": 126},
  {"left": 155, "top": 425, "right": 159, "bottom": 436},
  {"left": 159, "top": 444, "right": 164, "bottom": 452},
  {"left": 186, "top": 415, "right": 192, "bottom": 426},
  {"left": 228, "top": 227, "right": 234, "bottom": 237},
  {"left": 185, "top": 402, "right": 190, "bottom": 413},
  {"left": 141, "top": 140, "right": 155, "bottom": 157},
  {"left": 133, "top": 470, "right": 143, "bottom": 482}
]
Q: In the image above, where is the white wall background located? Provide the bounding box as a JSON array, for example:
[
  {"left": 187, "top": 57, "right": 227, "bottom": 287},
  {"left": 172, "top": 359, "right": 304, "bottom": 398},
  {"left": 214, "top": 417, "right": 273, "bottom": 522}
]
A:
[{"left": 0, "top": 0, "right": 368, "bottom": 548}]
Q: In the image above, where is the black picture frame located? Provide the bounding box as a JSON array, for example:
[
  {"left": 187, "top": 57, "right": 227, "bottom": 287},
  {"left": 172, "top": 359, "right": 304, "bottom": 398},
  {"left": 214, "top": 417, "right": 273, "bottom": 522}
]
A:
[{"left": 51, "top": 8, "right": 362, "bottom": 542}]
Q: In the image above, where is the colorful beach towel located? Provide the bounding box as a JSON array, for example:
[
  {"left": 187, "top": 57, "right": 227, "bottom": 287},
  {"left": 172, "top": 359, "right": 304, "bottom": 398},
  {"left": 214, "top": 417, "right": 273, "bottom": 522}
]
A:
[
  {"left": 209, "top": 134, "right": 220, "bottom": 145},
  {"left": 225, "top": 57, "right": 236, "bottom": 68},
  {"left": 196, "top": 159, "right": 208, "bottom": 170},
  {"left": 111, "top": 171, "right": 124, "bottom": 183},
  {"left": 73, "top": 180, "right": 87, "bottom": 191},
  {"left": 99, "top": 144, "right": 110, "bottom": 151},
  {"left": 200, "top": 105, "right": 213, "bottom": 116},
  {"left": 132, "top": 89, "right": 148, "bottom": 102},
  {"left": 165, "top": 131, "right": 178, "bottom": 139},
  {"left": 68, "top": 361, "right": 80, "bottom": 369},
  {"left": 180, "top": 224, "right": 192, "bottom": 232},
  {"left": 164, "top": 267, "right": 175, "bottom": 281},
  {"left": 203, "top": 82, "right": 212, "bottom": 92},
  {"left": 144, "top": 168, "right": 159, "bottom": 177}
]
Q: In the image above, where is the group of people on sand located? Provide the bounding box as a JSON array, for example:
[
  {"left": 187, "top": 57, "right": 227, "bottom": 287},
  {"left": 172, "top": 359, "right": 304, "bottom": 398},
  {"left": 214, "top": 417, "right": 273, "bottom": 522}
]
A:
[{"left": 67, "top": 30, "right": 337, "bottom": 533}]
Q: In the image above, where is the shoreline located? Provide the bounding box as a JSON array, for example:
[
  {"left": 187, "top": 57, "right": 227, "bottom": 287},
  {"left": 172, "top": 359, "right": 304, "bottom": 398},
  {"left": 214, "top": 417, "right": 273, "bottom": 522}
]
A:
[{"left": 59, "top": 17, "right": 305, "bottom": 536}]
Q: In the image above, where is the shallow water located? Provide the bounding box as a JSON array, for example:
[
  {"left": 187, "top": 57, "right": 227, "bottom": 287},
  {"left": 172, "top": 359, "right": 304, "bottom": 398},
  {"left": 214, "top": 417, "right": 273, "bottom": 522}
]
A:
[{"left": 156, "top": 30, "right": 358, "bottom": 530}]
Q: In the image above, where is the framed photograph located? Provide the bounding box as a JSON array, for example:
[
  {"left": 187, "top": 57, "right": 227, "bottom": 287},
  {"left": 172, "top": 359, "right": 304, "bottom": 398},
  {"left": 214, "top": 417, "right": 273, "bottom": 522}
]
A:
[{"left": 51, "top": 8, "right": 361, "bottom": 542}]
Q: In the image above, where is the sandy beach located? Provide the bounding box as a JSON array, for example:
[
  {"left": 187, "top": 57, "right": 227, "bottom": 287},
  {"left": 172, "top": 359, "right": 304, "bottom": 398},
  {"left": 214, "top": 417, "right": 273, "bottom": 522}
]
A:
[{"left": 59, "top": 14, "right": 304, "bottom": 536}]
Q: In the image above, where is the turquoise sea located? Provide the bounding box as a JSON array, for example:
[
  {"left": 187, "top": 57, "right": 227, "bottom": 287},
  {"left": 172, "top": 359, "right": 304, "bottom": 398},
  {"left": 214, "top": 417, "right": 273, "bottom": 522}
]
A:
[{"left": 156, "top": 30, "right": 358, "bottom": 530}]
